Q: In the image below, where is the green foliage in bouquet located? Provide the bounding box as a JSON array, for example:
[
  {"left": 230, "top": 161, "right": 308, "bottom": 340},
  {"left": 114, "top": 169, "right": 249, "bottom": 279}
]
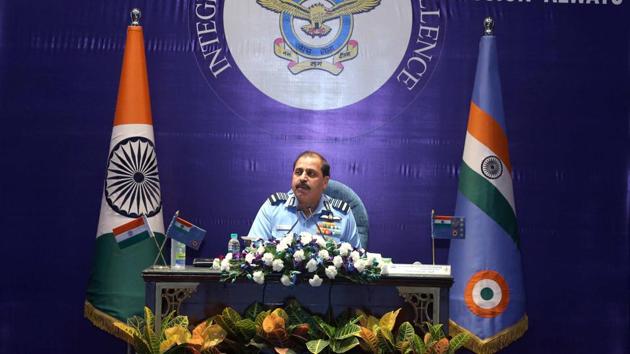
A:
[{"left": 213, "top": 232, "right": 382, "bottom": 287}]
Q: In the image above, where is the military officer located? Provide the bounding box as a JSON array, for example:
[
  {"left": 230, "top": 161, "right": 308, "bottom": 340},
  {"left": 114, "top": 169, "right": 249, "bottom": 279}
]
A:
[{"left": 247, "top": 151, "right": 361, "bottom": 248}]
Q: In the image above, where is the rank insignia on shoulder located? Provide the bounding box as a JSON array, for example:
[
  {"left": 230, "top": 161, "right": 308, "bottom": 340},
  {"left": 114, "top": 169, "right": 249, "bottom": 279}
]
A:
[
  {"left": 268, "top": 192, "right": 289, "bottom": 205},
  {"left": 328, "top": 198, "right": 350, "bottom": 214}
]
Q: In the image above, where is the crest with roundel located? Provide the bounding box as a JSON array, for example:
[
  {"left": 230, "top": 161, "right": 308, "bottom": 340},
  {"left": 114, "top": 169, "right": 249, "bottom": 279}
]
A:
[{"left": 257, "top": 0, "right": 382, "bottom": 75}]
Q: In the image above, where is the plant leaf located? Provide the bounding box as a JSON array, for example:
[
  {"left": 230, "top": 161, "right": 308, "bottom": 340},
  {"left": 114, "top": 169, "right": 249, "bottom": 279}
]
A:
[
  {"left": 244, "top": 302, "right": 267, "bottom": 320},
  {"left": 263, "top": 312, "right": 287, "bottom": 334},
  {"left": 271, "top": 308, "right": 289, "bottom": 323},
  {"left": 412, "top": 333, "right": 427, "bottom": 354},
  {"left": 222, "top": 307, "right": 242, "bottom": 324},
  {"left": 379, "top": 308, "right": 400, "bottom": 332},
  {"left": 355, "top": 309, "right": 368, "bottom": 327},
  {"left": 448, "top": 333, "right": 470, "bottom": 354},
  {"left": 376, "top": 328, "right": 395, "bottom": 354},
  {"left": 334, "top": 323, "right": 361, "bottom": 340},
  {"left": 357, "top": 326, "right": 378, "bottom": 353},
  {"left": 214, "top": 314, "right": 238, "bottom": 339},
  {"left": 330, "top": 337, "right": 360, "bottom": 353},
  {"left": 313, "top": 316, "right": 336, "bottom": 339},
  {"left": 424, "top": 321, "right": 445, "bottom": 341},
  {"left": 236, "top": 318, "right": 257, "bottom": 340},
  {"left": 396, "top": 322, "right": 416, "bottom": 344},
  {"left": 306, "top": 339, "right": 330, "bottom": 353}
]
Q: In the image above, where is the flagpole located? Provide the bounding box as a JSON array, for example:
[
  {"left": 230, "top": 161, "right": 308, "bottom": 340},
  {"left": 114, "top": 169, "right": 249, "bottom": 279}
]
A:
[{"left": 431, "top": 209, "right": 436, "bottom": 265}]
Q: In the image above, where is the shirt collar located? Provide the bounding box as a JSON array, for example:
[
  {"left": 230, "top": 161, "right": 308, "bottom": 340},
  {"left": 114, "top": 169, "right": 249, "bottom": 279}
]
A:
[{"left": 285, "top": 191, "right": 331, "bottom": 215}]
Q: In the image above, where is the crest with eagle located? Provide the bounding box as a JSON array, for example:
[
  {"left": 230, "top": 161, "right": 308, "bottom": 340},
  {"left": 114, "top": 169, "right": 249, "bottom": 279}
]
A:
[{"left": 257, "top": 0, "right": 381, "bottom": 38}]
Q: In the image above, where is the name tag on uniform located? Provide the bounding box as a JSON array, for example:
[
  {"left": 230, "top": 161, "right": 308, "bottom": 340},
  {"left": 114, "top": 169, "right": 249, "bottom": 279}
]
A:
[{"left": 276, "top": 224, "right": 293, "bottom": 231}]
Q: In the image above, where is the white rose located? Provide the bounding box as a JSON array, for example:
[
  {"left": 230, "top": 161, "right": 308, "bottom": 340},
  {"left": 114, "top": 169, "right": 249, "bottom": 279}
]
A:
[
  {"left": 280, "top": 274, "right": 293, "bottom": 287},
  {"left": 306, "top": 259, "right": 318, "bottom": 273},
  {"left": 272, "top": 259, "right": 284, "bottom": 272},
  {"left": 225, "top": 253, "right": 233, "bottom": 261},
  {"left": 314, "top": 235, "right": 327, "bottom": 248},
  {"left": 293, "top": 249, "right": 305, "bottom": 262},
  {"left": 245, "top": 253, "right": 255, "bottom": 265},
  {"left": 281, "top": 235, "right": 293, "bottom": 246},
  {"left": 350, "top": 251, "right": 361, "bottom": 263},
  {"left": 256, "top": 246, "right": 266, "bottom": 255},
  {"left": 333, "top": 255, "right": 343, "bottom": 268},
  {"left": 354, "top": 259, "right": 366, "bottom": 273},
  {"left": 276, "top": 242, "right": 288, "bottom": 253},
  {"left": 262, "top": 252, "right": 274, "bottom": 266},
  {"left": 325, "top": 265, "right": 337, "bottom": 279},
  {"left": 300, "top": 233, "right": 313, "bottom": 246},
  {"left": 308, "top": 274, "right": 323, "bottom": 287},
  {"left": 252, "top": 271, "right": 265, "bottom": 285},
  {"left": 212, "top": 258, "right": 221, "bottom": 270},
  {"left": 318, "top": 250, "right": 330, "bottom": 261},
  {"left": 338, "top": 242, "right": 352, "bottom": 256},
  {"left": 220, "top": 259, "right": 230, "bottom": 272}
]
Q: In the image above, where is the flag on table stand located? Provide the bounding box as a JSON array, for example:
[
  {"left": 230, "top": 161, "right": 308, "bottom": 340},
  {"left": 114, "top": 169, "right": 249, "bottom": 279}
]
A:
[
  {"left": 85, "top": 10, "right": 165, "bottom": 342},
  {"left": 431, "top": 214, "right": 465, "bottom": 240},
  {"left": 448, "top": 19, "right": 527, "bottom": 354},
  {"left": 166, "top": 213, "right": 207, "bottom": 251}
]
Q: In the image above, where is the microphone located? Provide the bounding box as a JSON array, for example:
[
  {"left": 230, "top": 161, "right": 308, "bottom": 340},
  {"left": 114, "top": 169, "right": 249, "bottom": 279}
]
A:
[{"left": 283, "top": 217, "right": 300, "bottom": 238}]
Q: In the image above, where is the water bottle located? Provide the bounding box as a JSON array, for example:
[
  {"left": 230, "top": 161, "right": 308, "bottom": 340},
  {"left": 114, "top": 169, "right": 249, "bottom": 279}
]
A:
[
  {"left": 170, "top": 239, "right": 186, "bottom": 269},
  {"left": 227, "top": 233, "right": 240, "bottom": 258}
]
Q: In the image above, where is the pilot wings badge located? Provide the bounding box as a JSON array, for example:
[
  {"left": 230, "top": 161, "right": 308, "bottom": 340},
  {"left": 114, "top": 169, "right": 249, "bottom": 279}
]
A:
[{"left": 257, "top": 0, "right": 381, "bottom": 75}]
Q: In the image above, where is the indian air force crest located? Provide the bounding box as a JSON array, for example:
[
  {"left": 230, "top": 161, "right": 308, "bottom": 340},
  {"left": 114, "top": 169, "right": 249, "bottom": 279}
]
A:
[
  {"left": 192, "top": 0, "right": 444, "bottom": 136},
  {"left": 257, "top": 0, "right": 381, "bottom": 75}
]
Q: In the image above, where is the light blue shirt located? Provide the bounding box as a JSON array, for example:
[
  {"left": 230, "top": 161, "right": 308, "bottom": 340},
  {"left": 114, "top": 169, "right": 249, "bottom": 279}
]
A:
[{"left": 248, "top": 191, "right": 361, "bottom": 248}]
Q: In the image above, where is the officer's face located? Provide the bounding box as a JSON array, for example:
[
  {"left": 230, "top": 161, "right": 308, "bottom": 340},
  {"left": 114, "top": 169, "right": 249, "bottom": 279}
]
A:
[{"left": 292, "top": 155, "right": 329, "bottom": 209}]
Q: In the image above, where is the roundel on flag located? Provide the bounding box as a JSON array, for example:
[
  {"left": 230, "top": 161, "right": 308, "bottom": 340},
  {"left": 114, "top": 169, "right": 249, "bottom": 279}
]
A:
[{"left": 464, "top": 270, "right": 510, "bottom": 318}]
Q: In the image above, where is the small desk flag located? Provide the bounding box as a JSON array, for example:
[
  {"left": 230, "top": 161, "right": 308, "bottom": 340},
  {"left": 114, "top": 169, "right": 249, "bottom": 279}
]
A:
[
  {"left": 448, "top": 25, "right": 527, "bottom": 353},
  {"left": 112, "top": 216, "right": 153, "bottom": 249},
  {"left": 431, "top": 215, "right": 465, "bottom": 239},
  {"left": 167, "top": 214, "right": 206, "bottom": 250}
]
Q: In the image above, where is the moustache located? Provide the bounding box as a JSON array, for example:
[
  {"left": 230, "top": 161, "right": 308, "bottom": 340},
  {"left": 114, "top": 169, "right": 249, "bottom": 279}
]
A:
[{"left": 295, "top": 182, "right": 310, "bottom": 190}]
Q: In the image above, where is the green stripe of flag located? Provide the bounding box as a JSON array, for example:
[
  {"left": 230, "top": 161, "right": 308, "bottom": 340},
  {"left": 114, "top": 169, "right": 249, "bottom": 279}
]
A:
[
  {"left": 459, "top": 162, "right": 520, "bottom": 246},
  {"left": 118, "top": 230, "right": 150, "bottom": 249}
]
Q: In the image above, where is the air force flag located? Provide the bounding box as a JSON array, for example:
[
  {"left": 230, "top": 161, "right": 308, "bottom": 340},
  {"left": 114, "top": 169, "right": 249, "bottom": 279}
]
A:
[{"left": 448, "top": 23, "right": 527, "bottom": 354}]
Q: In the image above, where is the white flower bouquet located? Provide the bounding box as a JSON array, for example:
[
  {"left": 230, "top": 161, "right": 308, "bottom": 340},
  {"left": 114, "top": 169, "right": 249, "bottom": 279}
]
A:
[{"left": 213, "top": 232, "right": 381, "bottom": 287}]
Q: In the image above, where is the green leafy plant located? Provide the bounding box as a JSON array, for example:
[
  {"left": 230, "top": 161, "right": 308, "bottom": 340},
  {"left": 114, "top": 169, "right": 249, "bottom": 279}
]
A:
[
  {"left": 355, "top": 309, "right": 469, "bottom": 354},
  {"left": 114, "top": 307, "right": 226, "bottom": 354}
]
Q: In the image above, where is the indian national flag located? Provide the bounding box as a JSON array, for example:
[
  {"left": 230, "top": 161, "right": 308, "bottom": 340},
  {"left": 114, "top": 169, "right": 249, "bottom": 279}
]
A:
[
  {"left": 113, "top": 216, "right": 153, "bottom": 249},
  {"left": 84, "top": 18, "right": 165, "bottom": 342},
  {"left": 448, "top": 29, "right": 527, "bottom": 353}
]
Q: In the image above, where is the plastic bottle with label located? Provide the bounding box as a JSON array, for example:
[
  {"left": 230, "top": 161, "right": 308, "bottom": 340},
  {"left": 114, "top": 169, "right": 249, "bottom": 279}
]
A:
[
  {"left": 170, "top": 239, "right": 186, "bottom": 268},
  {"left": 227, "top": 233, "right": 240, "bottom": 258}
]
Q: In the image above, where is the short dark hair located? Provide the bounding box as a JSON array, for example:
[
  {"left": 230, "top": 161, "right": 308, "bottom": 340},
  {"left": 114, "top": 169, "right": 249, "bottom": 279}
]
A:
[{"left": 293, "top": 151, "right": 330, "bottom": 177}]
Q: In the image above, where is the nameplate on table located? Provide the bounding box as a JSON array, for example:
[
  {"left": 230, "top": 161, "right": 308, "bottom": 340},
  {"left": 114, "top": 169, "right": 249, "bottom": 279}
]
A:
[{"left": 386, "top": 264, "right": 451, "bottom": 277}]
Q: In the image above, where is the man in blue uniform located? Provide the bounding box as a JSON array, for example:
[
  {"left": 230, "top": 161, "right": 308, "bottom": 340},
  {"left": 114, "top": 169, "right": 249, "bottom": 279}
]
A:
[{"left": 247, "top": 151, "right": 361, "bottom": 248}]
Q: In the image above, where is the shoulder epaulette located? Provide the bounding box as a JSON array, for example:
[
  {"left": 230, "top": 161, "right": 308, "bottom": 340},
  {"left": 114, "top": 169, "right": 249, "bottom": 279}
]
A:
[
  {"left": 328, "top": 198, "right": 350, "bottom": 214},
  {"left": 268, "top": 192, "right": 289, "bottom": 205}
]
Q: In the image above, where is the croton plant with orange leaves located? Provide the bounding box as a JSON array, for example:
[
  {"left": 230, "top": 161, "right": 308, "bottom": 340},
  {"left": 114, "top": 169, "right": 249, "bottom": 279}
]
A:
[{"left": 116, "top": 300, "right": 468, "bottom": 354}]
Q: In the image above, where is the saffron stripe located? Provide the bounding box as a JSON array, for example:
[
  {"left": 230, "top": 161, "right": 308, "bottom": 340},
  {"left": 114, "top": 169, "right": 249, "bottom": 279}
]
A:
[
  {"left": 112, "top": 217, "right": 144, "bottom": 235},
  {"left": 467, "top": 102, "right": 512, "bottom": 173},
  {"left": 459, "top": 162, "right": 519, "bottom": 246},
  {"left": 176, "top": 217, "right": 193, "bottom": 227}
]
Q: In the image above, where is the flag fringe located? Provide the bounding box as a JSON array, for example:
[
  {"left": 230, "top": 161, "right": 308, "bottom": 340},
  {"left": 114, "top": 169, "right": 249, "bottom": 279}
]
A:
[
  {"left": 84, "top": 300, "right": 133, "bottom": 344},
  {"left": 449, "top": 314, "right": 528, "bottom": 354}
]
